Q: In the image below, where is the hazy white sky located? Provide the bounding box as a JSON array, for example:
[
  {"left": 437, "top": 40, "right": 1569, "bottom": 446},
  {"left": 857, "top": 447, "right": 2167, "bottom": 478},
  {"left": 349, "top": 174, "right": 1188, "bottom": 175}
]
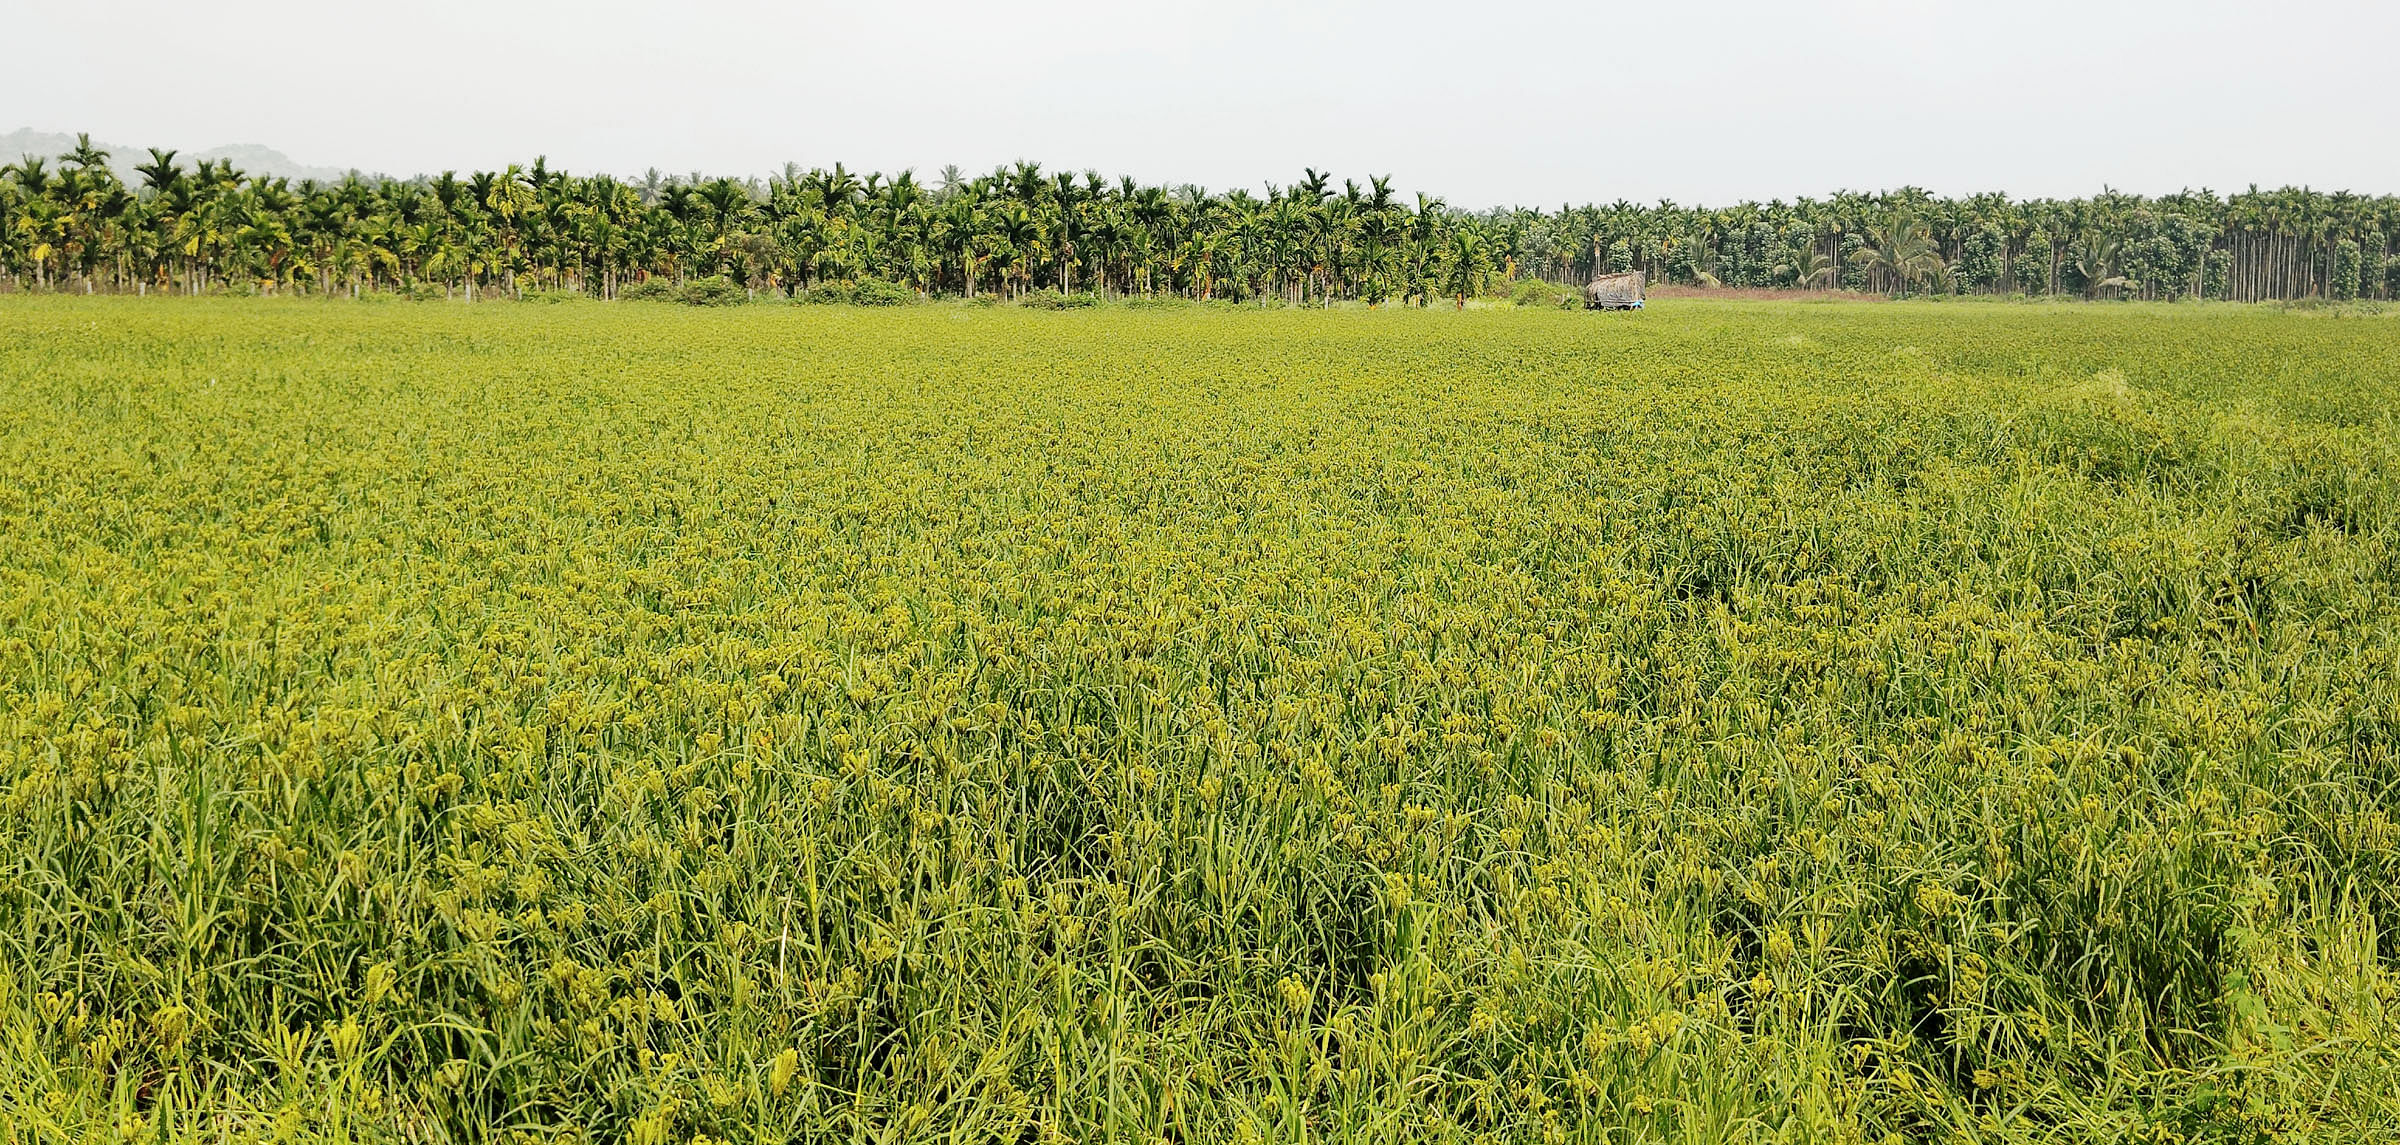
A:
[{"left": 11, "top": 0, "right": 2397, "bottom": 207}]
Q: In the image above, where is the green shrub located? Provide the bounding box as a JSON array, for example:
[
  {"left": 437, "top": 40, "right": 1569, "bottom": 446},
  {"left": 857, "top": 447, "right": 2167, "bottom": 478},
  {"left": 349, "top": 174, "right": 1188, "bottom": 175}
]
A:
[
  {"left": 798, "top": 282, "right": 855, "bottom": 305},
  {"left": 1511, "top": 279, "right": 1569, "bottom": 308},
  {"left": 617, "top": 277, "right": 677, "bottom": 302},
  {"left": 2334, "top": 239, "right": 2362, "bottom": 301},
  {"left": 1018, "top": 291, "right": 1100, "bottom": 310},
  {"left": 852, "top": 278, "right": 915, "bottom": 307},
  {"left": 678, "top": 276, "right": 748, "bottom": 307}
]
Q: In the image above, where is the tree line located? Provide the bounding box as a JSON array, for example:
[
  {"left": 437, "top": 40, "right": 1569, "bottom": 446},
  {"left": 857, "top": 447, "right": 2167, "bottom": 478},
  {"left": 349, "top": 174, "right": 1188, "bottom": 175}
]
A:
[{"left": 6, "top": 133, "right": 2396, "bottom": 305}]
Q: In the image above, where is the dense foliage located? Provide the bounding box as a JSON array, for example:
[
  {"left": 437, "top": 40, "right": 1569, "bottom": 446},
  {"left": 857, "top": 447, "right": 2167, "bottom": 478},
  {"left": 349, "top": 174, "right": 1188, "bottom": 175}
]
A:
[
  {"left": 7, "top": 134, "right": 2398, "bottom": 304},
  {"left": 3, "top": 298, "right": 2395, "bottom": 1143}
]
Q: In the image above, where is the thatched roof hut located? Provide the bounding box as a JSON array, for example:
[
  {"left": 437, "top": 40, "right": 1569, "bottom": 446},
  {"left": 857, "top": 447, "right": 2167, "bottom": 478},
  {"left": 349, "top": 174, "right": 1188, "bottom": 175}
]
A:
[{"left": 1585, "top": 270, "right": 1645, "bottom": 310}]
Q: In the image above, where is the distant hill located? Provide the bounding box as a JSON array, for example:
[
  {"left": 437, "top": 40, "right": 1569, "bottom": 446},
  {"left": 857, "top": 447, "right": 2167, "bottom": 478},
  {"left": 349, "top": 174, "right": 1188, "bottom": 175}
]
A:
[{"left": 2, "top": 128, "right": 368, "bottom": 184}]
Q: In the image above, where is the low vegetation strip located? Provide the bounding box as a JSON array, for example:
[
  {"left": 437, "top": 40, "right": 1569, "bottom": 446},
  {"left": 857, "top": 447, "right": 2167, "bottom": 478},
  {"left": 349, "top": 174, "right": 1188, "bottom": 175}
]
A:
[{"left": 0, "top": 298, "right": 2395, "bottom": 1142}]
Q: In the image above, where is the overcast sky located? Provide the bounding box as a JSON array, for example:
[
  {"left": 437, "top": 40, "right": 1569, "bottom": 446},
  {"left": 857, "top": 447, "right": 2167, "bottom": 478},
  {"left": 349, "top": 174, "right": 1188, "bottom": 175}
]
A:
[{"left": 11, "top": 0, "right": 2397, "bottom": 208}]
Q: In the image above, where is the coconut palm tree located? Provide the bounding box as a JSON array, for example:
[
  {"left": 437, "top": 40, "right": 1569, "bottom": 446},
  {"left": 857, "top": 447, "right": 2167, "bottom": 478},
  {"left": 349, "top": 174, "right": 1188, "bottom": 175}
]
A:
[
  {"left": 1850, "top": 209, "right": 1946, "bottom": 295},
  {"left": 1775, "top": 241, "right": 1834, "bottom": 289},
  {"left": 2071, "top": 232, "right": 2132, "bottom": 299},
  {"left": 995, "top": 203, "right": 1040, "bottom": 297},
  {"left": 1443, "top": 230, "right": 1490, "bottom": 309}
]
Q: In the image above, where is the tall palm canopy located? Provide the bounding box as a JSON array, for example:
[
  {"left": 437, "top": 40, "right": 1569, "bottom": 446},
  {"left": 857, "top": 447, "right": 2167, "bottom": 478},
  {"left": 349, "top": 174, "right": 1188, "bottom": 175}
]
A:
[{"left": 1, "top": 141, "right": 2391, "bottom": 303}]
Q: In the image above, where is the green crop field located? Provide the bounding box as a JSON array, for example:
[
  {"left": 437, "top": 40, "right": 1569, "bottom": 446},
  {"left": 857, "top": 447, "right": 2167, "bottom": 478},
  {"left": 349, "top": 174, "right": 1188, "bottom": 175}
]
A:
[{"left": 2, "top": 296, "right": 2396, "bottom": 1144}]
